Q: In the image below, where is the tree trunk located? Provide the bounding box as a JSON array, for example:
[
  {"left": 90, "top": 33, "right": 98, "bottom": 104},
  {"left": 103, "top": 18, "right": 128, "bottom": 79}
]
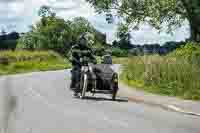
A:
[
  {"left": 181, "top": 0, "right": 200, "bottom": 42},
  {"left": 189, "top": 18, "right": 200, "bottom": 42}
]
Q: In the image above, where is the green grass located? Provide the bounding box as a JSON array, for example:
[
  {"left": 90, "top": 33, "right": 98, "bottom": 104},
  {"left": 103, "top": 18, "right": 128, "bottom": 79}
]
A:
[
  {"left": 0, "top": 50, "right": 61, "bottom": 62},
  {"left": 112, "top": 57, "right": 129, "bottom": 64},
  {"left": 0, "top": 50, "right": 70, "bottom": 75},
  {"left": 121, "top": 43, "right": 200, "bottom": 100}
]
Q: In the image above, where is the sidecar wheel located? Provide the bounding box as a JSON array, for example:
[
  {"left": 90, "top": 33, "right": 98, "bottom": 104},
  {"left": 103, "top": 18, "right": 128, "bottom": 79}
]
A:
[{"left": 111, "top": 83, "right": 118, "bottom": 101}]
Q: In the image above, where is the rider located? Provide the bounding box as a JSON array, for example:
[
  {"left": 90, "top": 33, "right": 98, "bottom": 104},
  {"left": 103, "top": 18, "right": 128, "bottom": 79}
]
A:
[{"left": 69, "top": 33, "right": 97, "bottom": 96}]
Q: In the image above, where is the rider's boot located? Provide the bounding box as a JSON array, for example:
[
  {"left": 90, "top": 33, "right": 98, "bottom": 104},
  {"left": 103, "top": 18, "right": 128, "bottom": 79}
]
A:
[{"left": 70, "top": 80, "right": 76, "bottom": 90}]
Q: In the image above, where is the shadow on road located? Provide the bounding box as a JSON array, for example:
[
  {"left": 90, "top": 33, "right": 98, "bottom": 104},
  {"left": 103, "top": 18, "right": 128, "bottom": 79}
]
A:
[{"left": 79, "top": 96, "right": 128, "bottom": 102}]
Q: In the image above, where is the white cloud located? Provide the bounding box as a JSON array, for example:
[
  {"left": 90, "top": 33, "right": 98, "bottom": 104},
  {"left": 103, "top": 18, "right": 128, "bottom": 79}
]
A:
[{"left": 0, "top": 0, "right": 190, "bottom": 44}]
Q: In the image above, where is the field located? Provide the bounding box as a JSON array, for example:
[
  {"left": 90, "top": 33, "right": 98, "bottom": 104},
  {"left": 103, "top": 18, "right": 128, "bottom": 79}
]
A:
[
  {"left": 121, "top": 42, "right": 200, "bottom": 100},
  {"left": 0, "top": 50, "right": 70, "bottom": 75}
]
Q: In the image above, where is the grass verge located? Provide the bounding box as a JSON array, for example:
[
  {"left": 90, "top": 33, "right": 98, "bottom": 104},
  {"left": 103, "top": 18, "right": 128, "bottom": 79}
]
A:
[
  {"left": 0, "top": 50, "right": 70, "bottom": 75},
  {"left": 121, "top": 42, "right": 200, "bottom": 101}
]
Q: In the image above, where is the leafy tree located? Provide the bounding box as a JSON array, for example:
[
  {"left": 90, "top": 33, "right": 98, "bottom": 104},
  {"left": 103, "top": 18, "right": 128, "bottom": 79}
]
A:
[
  {"left": 38, "top": 5, "right": 56, "bottom": 27},
  {"left": 70, "top": 17, "right": 92, "bottom": 43},
  {"left": 112, "top": 40, "right": 118, "bottom": 47},
  {"left": 18, "top": 6, "right": 73, "bottom": 54},
  {"left": 17, "top": 6, "right": 107, "bottom": 56},
  {"left": 86, "top": 0, "right": 200, "bottom": 42},
  {"left": 112, "top": 47, "right": 128, "bottom": 57},
  {"left": 70, "top": 17, "right": 106, "bottom": 47},
  {"left": 38, "top": 5, "right": 54, "bottom": 18},
  {"left": 115, "top": 24, "right": 132, "bottom": 49}
]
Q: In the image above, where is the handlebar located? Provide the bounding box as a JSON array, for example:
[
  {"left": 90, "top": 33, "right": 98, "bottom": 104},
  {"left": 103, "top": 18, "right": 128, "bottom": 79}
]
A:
[{"left": 80, "top": 57, "right": 96, "bottom": 66}]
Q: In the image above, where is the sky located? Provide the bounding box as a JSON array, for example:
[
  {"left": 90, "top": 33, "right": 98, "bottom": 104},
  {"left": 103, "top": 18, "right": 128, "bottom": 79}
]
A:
[{"left": 0, "top": 0, "right": 190, "bottom": 44}]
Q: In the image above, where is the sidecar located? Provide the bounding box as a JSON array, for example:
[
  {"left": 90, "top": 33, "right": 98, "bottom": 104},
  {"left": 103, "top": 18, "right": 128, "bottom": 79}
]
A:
[{"left": 92, "top": 55, "right": 119, "bottom": 100}]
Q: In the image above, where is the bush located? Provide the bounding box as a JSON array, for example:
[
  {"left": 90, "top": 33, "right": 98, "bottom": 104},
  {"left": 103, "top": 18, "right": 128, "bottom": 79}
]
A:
[
  {"left": 112, "top": 48, "right": 128, "bottom": 57},
  {"left": 122, "top": 42, "right": 200, "bottom": 100},
  {"left": 170, "top": 42, "right": 200, "bottom": 65}
]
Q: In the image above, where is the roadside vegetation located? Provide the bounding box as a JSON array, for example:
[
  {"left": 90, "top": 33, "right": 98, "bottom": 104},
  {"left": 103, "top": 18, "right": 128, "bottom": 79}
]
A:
[
  {"left": 121, "top": 42, "right": 200, "bottom": 100},
  {"left": 0, "top": 50, "right": 70, "bottom": 75}
]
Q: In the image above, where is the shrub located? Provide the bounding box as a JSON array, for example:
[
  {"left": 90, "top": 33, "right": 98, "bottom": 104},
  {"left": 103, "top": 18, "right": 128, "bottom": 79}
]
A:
[
  {"left": 112, "top": 48, "right": 128, "bottom": 57},
  {"left": 170, "top": 42, "right": 200, "bottom": 65}
]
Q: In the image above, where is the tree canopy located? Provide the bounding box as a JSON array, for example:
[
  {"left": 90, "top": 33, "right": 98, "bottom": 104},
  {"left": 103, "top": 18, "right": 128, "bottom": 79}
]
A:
[
  {"left": 17, "top": 6, "right": 107, "bottom": 56},
  {"left": 86, "top": 0, "right": 200, "bottom": 42}
]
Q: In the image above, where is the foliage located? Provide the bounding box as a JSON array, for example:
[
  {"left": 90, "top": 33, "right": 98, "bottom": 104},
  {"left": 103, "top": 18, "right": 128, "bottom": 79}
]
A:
[
  {"left": 171, "top": 42, "right": 200, "bottom": 57},
  {"left": 121, "top": 42, "right": 200, "bottom": 100},
  {"left": 0, "top": 50, "right": 70, "bottom": 75},
  {"left": 70, "top": 17, "right": 106, "bottom": 46},
  {"left": 111, "top": 47, "right": 128, "bottom": 57},
  {"left": 17, "top": 6, "right": 107, "bottom": 56},
  {"left": 17, "top": 15, "right": 72, "bottom": 55},
  {"left": 86, "top": 0, "right": 200, "bottom": 42},
  {"left": 115, "top": 25, "right": 133, "bottom": 50},
  {"left": 170, "top": 41, "right": 200, "bottom": 64}
]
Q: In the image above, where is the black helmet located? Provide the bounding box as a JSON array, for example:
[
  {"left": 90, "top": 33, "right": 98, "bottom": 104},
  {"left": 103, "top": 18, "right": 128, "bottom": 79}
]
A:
[{"left": 78, "top": 32, "right": 94, "bottom": 46}]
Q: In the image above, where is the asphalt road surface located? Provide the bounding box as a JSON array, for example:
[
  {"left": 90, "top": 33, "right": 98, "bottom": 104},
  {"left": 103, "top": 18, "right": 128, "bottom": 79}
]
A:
[{"left": 0, "top": 69, "right": 200, "bottom": 133}]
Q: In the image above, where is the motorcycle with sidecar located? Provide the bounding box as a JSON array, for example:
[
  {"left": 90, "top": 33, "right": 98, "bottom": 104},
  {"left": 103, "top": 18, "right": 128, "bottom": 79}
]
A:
[{"left": 76, "top": 55, "right": 119, "bottom": 100}]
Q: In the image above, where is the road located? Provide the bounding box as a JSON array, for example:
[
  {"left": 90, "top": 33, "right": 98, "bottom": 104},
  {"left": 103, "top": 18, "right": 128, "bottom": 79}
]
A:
[{"left": 0, "top": 69, "right": 200, "bottom": 133}]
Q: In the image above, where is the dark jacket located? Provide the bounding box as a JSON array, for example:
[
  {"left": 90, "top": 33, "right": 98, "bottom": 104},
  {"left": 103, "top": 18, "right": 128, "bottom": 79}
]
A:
[{"left": 69, "top": 44, "right": 96, "bottom": 67}]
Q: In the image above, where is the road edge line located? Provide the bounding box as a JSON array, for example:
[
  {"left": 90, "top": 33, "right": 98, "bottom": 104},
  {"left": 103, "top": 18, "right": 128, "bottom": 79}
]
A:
[
  {"left": 166, "top": 105, "right": 200, "bottom": 117},
  {"left": 126, "top": 96, "right": 200, "bottom": 117}
]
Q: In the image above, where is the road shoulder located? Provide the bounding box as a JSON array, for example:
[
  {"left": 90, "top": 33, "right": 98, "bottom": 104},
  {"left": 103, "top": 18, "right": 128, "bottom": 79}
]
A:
[{"left": 118, "top": 83, "right": 200, "bottom": 117}]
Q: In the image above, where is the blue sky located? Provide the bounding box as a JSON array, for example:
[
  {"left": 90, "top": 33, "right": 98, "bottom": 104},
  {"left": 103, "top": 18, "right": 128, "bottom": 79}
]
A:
[{"left": 0, "top": 0, "right": 190, "bottom": 44}]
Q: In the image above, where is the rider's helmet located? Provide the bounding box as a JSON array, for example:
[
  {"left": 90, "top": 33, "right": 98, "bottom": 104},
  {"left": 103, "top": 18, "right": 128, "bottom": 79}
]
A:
[{"left": 78, "top": 32, "right": 94, "bottom": 47}]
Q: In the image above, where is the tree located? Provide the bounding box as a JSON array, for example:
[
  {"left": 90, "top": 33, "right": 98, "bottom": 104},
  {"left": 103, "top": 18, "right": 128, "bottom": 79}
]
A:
[
  {"left": 17, "top": 15, "right": 107, "bottom": 54},
  {"left": 17, "top": 6, "right": 107, "bottom": 56},
  {"left": 70, "top": 17, "right": 92, "bottom": 42},
  {"left": 86, "top": 0, "right": 200, "bottom": 42},
  {"left": 38, "top": 5, "right": 55, "bottom": 18},
  {"left": 116, "top": 24, "right": 132, "bottom": 49},
  {"left": 18, "top": 7, "right": 73, "bottom": 54},
  {"left": 70, "top": 17, "right": 106, "bottom": 47},
  {"left": 38, "top": 5, "right": 56, "bottom": 26},
  {"left": 112, "top": 40, "right": 118, "bottom": 47}
]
